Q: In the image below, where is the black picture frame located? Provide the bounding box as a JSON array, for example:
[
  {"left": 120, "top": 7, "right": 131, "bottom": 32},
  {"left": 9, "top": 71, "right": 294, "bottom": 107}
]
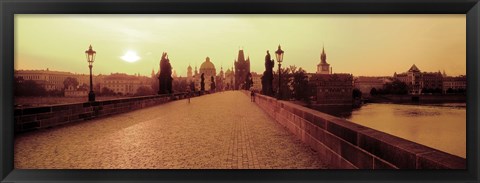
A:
[{"left": 1, "top": 0, "right": 478, "bottom": 182}]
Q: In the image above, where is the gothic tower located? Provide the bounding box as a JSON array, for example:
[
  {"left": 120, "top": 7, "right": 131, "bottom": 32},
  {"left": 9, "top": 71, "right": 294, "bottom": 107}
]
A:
[
  {"left": 317, "top": 46, "right": 331, "bottom": 74},
  {"left": 234, "top": 49, "right": 251, "bottom": 90}
]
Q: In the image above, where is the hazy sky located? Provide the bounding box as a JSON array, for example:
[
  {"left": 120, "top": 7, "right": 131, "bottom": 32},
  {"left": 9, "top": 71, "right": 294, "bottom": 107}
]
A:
[{"left": 15, "top": 14, "right": 466, "bottom": 77}]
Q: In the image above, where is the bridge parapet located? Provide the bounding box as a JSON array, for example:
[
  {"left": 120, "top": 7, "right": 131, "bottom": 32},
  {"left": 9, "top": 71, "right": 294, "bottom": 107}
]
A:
[
  {"left": 14, "top": 91, "right": 204, "bottom": 133},
  {"left": 251, "top": 92, "right": 466, "bottom": 169}
]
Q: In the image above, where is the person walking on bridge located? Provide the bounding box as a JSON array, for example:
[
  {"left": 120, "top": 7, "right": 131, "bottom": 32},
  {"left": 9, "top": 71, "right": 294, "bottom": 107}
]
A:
[
  {"left": 250, "top": 89, "right": 256, "bottom": 102},
  {"left": 186, "top": 88, "right": 191, "bottom": 104}
]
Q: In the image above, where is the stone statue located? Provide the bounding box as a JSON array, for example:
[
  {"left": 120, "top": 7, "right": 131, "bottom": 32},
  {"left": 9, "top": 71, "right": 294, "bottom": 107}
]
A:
[
  {"left": 245, "top": 72, "right": 252, "bottom": 90},
  {"left": 158, "top": 52, "right": 173, "bottom": 94},
  {"left": 200, "top": 73, "right": 205, "bottom": 91},
  {"left": 262, "top": 50, "right": 275, "bottom": 96},
  {"left": 210, "top": 76, "right": 216, "bottom": 92}
]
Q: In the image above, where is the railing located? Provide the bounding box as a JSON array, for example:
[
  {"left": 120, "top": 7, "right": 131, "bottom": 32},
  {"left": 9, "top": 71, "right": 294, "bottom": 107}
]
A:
[
  {"left": 250, "top": 92, "right": 466, "bottom": 169},
  {"left": 14, "top": 91, "right": 205, "bottom": 133}
]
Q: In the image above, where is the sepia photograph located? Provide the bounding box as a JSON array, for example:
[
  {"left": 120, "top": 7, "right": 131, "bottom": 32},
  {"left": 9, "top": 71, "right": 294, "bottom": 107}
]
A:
[{"left": 13, "top": 14, "right": 466, "bottom": 169}]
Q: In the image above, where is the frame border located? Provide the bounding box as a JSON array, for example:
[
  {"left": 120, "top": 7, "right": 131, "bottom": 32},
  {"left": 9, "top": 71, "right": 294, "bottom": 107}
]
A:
[{"left": 1, "top": 0, "right": 479, "bottom": 182}]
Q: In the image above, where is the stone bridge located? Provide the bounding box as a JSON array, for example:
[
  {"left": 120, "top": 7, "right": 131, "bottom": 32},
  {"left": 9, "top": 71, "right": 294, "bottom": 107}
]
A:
[
  {"left": 14, "top": 91, "right": 465, "bottom": 169},
  {"left": 14, "top": 91, "right": 325, "bottom": 169}
]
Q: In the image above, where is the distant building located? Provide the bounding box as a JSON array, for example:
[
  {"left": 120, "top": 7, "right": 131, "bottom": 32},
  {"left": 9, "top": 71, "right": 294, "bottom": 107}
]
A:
[
  {"left": 422, "top": 72, "right": 443, "bottom": 93},
  {"left": 251, "top": 72, "right": 262, "bottom": 92},
  {"left": 14, "top": 69, "right": 93, "bottom": 91},
  {"left": 309, "top": 73, "right": 353, "bottom": 105},
  {"left": 394, "top": 64, "right": 443, "bottom": 94},
  {"left": 310, "top": 47, "right": 353, "bottom": 105},
  {"left": 316, "top": 46, "right": 332, "bottom": 74},
  {"left": 215, "top": 66, "right": 225, "bottom": 92},
  {"left": 234, "top": 49, "right": 251, "bottom": 90},
  {"left": 196, "top": 56, "right": 217, "bottom": 91},
  {"left": 353, "top": 76, "right": 387, "bottom": 97},
  {"left": 224, "top": 67, "right": 235, "bottom": 90},
  {"left": 187, "top": 65, "right": 193, "bottom": 83},
  {"left": 64, "top": 85, "right": 88, "bottom": 97},
  {"left": 100, "top": 73, "right": 151, "bottom": 95},
  {"left": 193, "top": 66, "right": 199, "bottom": 90},
  {"left": 443, "top": 75, "right": 466, "bottom": 93}
]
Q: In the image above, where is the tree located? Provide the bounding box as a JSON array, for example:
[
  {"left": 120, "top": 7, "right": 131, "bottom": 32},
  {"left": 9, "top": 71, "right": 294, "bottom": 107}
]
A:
[
  {"left": 100, "top": 87, "right": 115, "bottom": 96},
  {"left": 385, "top": 79, "right": 408, "bottom": 95},
  {"left": 172, "top": 79, "right": 188, "bottom": 93},
  {"left": 47, "top": 89, "right": 64, "bottom": 97},
  {"left": 135, "top": 86, "right": 154, "bottom": 96},
  {"left": 292, "top": 67, "right": 309, "bottom": 102},
  {"left": 94, "top": 83, "right": 102, "bottom": 93},
  {"left": 190, "top": 81, "right": 196, "bottom": 92},
  {"left": 272, "top": 66, "right": 293, "bottom": 100},
  {"left": 421, "top": 88, "right": 429, "bottom": 94},
  {"left": 79, "top": 83, "right": 89, "bottom": 91},
  {"left": 370, "top": 88, "right": 377, "bottom": 96},
  {"left": 63, "top": 77, "right": 79, "bottom": 89},
  {"left": 14, "top": 79, "right": 46, "bottom": 96},
  {"left": 447, "top": 88, "right": 454, "bottom": 94},
  {"left": 353, "top": 88, "right": 362, "bottom": 99}
]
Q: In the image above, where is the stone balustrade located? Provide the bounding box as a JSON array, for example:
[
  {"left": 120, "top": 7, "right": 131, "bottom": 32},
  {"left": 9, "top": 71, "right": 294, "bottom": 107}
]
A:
[
  {"left": 251, "top": 92, "right": 466, "bottom": 169},
  {"left": 14, "top": 92, "right": 204, "bottom": 133}
]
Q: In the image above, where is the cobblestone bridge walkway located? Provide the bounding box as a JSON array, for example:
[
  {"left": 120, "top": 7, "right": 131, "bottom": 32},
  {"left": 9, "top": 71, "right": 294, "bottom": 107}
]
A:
[{"left": 15, "top": 91, "right": 326, "bottom": 169}]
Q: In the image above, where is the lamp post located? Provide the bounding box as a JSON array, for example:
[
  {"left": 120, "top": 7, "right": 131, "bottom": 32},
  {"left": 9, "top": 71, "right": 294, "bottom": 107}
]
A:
[
  {"left": 85, "top": 45, "right": 96, "bottom": 102},
  {"left": 275, "top": 45, "right": 284, "bottom": 100}
]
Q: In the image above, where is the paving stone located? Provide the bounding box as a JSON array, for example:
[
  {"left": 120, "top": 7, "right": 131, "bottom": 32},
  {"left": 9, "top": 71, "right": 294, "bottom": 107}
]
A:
[{"left": 15, "top": 91, "right": 326, "bottom": 169}]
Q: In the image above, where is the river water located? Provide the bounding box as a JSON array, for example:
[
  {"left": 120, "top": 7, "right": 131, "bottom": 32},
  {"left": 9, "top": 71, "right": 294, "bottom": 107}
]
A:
[{"left": 311, "top": 103, "right": 466, "bottom": 158}]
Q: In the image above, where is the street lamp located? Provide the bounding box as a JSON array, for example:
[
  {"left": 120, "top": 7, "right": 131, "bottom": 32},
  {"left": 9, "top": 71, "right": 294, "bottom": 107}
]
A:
[
  {"left": 275, "top": 45, "right": 284, "bottom": 100},
  {"left": 85, "top": 45, "right": 96, "bottom": 102}
]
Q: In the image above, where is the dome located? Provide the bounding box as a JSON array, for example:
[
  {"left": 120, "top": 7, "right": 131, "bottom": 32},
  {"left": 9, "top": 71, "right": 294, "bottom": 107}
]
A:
[{"left": 200, "top": 57, "right": 215, "bottom": 70}]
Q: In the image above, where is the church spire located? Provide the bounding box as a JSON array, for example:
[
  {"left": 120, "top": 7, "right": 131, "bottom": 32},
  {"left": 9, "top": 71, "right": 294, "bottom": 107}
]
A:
[
  {"left": 194, "top": 64, "right": 198, "bottom": 76},
  {"left": 320, "top": 45, "right": 327, "bottom": 64}
]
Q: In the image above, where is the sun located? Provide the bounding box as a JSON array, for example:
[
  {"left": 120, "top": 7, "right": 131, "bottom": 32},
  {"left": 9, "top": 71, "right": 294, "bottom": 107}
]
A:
[{"left": 121, "top": 50, "right": 140, "bottom": 63}]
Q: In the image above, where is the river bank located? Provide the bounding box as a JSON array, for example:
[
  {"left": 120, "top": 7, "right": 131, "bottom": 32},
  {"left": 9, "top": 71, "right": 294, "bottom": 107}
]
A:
[{"left": 366, "top": 94, "right": 466, "bottom": 104}]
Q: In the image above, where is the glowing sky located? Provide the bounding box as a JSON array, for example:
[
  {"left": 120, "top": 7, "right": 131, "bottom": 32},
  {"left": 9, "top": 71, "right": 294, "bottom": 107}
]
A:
[{"left": 15, "top": 14, "right": 466, "bottom": 77}]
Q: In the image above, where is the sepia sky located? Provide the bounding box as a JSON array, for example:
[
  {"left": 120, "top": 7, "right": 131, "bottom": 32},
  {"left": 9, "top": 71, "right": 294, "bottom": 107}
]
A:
[{"left": 15, "top": 14, "right": 466, "bottom": 77}]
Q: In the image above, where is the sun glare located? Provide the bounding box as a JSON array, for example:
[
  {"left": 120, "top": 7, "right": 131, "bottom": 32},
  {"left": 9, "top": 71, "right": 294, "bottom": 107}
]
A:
[{"left": 121, "top": 51, "right": 140, "bottom": 63}]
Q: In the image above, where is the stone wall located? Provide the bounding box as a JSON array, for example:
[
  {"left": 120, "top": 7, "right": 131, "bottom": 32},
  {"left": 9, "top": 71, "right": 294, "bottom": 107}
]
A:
[
  {"left": 252, "top": 92, "right": 466, "bottom": 169},
  {"left": 14, "top": 92, "right": 202, "bottom": 133}
]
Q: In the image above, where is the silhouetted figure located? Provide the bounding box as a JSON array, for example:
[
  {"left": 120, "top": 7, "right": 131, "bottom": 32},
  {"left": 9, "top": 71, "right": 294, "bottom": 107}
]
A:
[
  {"left": 158, "top": 52, "right": 173, "bottom": 94},
  {"left": 210, "top": 76, "right": 216, "bottom": 92},
  {"left": 200, "top": 73, "right": 205, "bottom": 91},
  {"left": 186, "top": 88, "right": 191, "bottom": 104},
  {"left": 262, "top": 50, "right": 275, "bottom": 96},
  {"left": 251, "top": 90, "right": 255, "bottom": 102}
]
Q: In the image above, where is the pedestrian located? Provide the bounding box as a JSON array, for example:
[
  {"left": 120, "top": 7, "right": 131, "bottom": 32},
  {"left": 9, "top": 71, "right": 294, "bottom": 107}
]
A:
[
  {"left": 186, "top": 88, "right": 191, "bottom": 104},
  {"left": 250, "top": 90, "right": 255, "bottom": 102}
]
